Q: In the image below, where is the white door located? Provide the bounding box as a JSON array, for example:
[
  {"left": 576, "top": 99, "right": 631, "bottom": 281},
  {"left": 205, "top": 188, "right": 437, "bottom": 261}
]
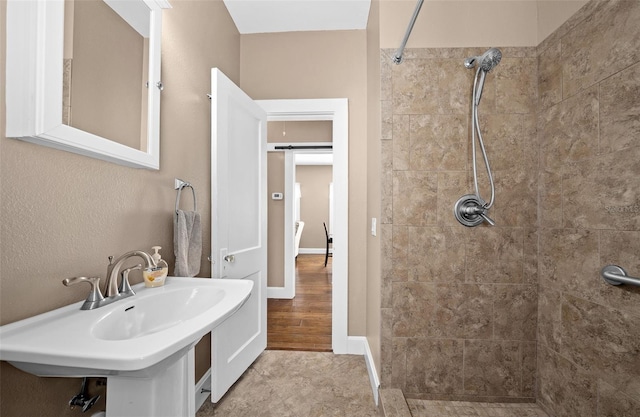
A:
[{"left": 210, "top": 68, "right": 267, "bottom": 403}]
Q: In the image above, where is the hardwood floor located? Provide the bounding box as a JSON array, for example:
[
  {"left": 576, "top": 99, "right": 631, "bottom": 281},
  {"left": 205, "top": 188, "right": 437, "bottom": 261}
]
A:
[{"left": 267, "top": 254, "right": 332, "bottom": 352}]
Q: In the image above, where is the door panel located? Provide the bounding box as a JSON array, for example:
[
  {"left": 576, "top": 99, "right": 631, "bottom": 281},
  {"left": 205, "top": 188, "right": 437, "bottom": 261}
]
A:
[
  {"left": 210, "top": 68, "right": 267, "bottom": 403},
  {"left": 228, "top": 104, "right": 261, "bottom": 252}
]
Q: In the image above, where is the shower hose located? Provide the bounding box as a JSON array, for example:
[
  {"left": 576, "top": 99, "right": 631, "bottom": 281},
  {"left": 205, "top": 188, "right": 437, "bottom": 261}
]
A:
[{"left": 470, "top": 66, "right": 495, "bottom": 210}]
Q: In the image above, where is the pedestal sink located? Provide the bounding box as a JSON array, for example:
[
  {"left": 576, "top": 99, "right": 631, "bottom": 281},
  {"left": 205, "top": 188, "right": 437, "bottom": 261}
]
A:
[{"left": 0, "top": 277, "right": 253, "bottom": 417}]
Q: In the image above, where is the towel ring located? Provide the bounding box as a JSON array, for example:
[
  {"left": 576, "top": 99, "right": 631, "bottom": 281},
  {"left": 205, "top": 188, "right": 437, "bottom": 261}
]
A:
[{"left": 175, "top": 178, "right": 197, "bottom": 215}]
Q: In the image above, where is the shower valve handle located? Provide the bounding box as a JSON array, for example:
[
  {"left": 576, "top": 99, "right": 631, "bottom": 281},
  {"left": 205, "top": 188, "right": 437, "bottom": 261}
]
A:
[
  {"left": 478, "top": 213, "right": 496, "bottom": 226},
  {"left": 454, "top": 194, "right": 495, "bottom": 227},
  {"left": 461, "top": 205, "right": 495, "bottom": 226}
]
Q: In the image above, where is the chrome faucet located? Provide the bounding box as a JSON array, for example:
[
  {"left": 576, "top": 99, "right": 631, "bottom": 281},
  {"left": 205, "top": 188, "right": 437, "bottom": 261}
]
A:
[
  {"left": 105, "top": 251, "right": 158, "bottom": 297},
  {"left": 63, "top": 250, "right": 158, "bottom": 310}
]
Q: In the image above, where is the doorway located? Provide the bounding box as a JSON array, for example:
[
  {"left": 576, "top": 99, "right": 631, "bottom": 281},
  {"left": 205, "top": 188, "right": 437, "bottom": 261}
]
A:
[
  {"left": 257, "top": 99, "right": 349, "bottom": 354},
  {"left": 267, "top": 143, "right": 333, "bottom": 351}
]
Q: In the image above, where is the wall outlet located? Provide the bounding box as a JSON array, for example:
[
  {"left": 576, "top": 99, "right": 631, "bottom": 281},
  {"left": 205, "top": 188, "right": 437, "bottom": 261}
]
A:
[{"left": 272, "top": 192, "right": 283, "bottom": 200}]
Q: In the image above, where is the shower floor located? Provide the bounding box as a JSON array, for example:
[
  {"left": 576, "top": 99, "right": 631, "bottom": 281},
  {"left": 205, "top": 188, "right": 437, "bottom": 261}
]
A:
[{"left": 406, "top": 399, "right": 549, "bottom": 417}]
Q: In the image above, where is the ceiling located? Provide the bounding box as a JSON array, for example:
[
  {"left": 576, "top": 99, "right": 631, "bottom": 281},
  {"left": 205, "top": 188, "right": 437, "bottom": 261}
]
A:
[{"left": 222, "top": 0, "right": 372, "bottom": 34}]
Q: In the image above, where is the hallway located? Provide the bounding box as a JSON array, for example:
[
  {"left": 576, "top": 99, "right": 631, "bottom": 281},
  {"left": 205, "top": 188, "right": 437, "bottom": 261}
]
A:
[{"left": 267, "top": 254, "right": 332, "bottom": 351}]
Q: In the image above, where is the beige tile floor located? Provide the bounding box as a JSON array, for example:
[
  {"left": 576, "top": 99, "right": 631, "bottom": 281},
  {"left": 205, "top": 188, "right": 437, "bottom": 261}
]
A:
[
  {"left": 195, "top": 350, "right": 550, "bottom": 417},
  {"left": 407, "top": 400, "right": 549, "bottom": 417},
  {"left": 196, "top": 350, "right": 380, "bottom": 417}
]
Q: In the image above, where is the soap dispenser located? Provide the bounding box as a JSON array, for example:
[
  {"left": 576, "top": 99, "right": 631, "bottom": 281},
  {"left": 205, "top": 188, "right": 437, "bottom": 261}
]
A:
[{"left": 143, "top": 246, "right": 169, "bottom": 288}]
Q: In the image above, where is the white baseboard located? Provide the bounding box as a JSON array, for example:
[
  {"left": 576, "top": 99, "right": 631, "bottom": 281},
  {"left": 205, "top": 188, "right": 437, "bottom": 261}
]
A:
[
  {"left": 195, "top": 369, "right": 211, "bottom": 412},
  {"left": 347, "top": 336, "right": 380, "bottom": 406},
  {"left": 298, "top": 248, "right": 332, "bottom": 255},
  {"left": 267, "top": 285, "right": 294, "bottom": 299}
]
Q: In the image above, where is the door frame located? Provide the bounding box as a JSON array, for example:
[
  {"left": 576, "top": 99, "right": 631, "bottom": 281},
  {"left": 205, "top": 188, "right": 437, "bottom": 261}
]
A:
[{"left": 257, "top": 98, "right": 349, "bottom": 354}]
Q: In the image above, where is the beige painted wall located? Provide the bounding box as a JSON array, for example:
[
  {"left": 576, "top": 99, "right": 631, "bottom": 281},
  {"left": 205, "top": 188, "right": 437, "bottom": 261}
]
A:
[
  {"left": 267, "top": 120, "right": 332, "bottom": 142},
  {"left": 297, "top": 165, "right": 333, "bottom": 249},
  {"left": 379, "top": 0, "right": 588, "bottom": 50},
  {"left": 537, "top": 0, "right": 588, "bottom": 42},
  {"left": 0, "top": 1, "right": 240, "bottom": 415},
  {"left": 267, "top": 152, "right": 286, "bottom": 287},
  {"left": 380, "top": 0, "right": 538, "bottom": 48},
  {"left": 241, "top": 30, "right": 369, "bottom": 335}
]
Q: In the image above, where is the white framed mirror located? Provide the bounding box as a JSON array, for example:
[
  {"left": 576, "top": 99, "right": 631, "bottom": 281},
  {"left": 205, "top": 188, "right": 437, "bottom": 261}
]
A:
[{"left": 5, "top": 0, "right": 171, "bottom": 169}]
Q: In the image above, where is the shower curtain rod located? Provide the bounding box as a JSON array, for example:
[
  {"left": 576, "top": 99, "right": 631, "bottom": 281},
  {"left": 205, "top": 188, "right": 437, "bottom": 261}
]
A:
[{"left": 392, "top": 0, "right": 425, "bottom": 64}]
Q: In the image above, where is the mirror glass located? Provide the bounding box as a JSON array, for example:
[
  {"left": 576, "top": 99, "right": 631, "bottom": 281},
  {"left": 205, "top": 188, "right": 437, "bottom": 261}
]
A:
[{"left": 63, "top": 0, "right": 148, "bottom": 151}]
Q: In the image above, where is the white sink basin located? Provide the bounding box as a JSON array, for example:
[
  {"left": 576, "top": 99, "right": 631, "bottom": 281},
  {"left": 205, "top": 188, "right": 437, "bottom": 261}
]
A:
[
  {"left": 92, "top": 286, "right": 226, "bottom": 341},
  {"left": 0, "top": 277, "right": 252, "bottom": 377}
]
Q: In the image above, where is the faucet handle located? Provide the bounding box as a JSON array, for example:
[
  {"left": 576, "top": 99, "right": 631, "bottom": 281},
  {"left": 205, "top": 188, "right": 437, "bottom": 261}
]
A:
[
  {"left": 119, "top": 264, "right": 141, "bottom": 296},
  {"left": 62, "top": 277, "right": 105, "bottom": 310}
]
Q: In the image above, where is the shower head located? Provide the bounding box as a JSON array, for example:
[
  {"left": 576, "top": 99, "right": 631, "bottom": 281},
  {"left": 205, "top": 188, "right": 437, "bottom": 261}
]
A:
[
  {"left": 478, "top": 48, "right": 502, "bottom": 71},
  {"left": 464, "top": 48, "right": 502, "bottom": 72}
]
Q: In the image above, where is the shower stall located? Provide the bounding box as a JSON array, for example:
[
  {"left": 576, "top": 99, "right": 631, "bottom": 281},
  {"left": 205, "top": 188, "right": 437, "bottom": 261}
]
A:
[
  {"left": 380, "top": 1, "right": 640, "bottom": 416},
  {"left": 381, "top": 42, "right": 539, "bottom": 403}
]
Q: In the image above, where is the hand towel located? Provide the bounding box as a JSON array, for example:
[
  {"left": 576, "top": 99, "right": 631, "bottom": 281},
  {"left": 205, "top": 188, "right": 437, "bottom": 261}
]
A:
[{"left": 173, "top": 209, "right": 202, "bottom": 277}]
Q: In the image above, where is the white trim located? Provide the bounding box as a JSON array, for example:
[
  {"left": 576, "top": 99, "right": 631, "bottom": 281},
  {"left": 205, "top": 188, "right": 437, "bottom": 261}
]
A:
[
  {"left": 295, "top": 153, "right": 333, "bottom": 166},
  {"left": 267, "top": 285, "right": 293, "bottom": 299},
  {"left": 257, "top": 99, "right": 349, "bottom": 355},
  {"left": 347, "top": 336, "right": 380, "bottom": 406},
  {"left": 105, "top": 0, "right": 157, "bottom": 37},
  {"left": 283, "top": 152, "right": 296, "bottom": 299},
  {"left": 194, "top": 367, "right": 211, "bottom": 412},
  {"left": 298, "top": 248, "right": 331, "bottom": 255}
]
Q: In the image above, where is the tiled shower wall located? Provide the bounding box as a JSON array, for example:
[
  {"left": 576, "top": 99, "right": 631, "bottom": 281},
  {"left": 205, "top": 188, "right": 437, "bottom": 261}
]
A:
[
  {"left": 379, "top": 0, "right": 640, "bottom": 413},
  {"left": 380, "top": 46, "right": 539, "bottom": 402},
  {"left": 536, "top": 1, "right": 640, "bottom": 416}
]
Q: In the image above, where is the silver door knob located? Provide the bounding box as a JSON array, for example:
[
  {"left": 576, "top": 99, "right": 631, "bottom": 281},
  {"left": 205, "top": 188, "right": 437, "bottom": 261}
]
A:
[{"left": 223, "top": 254, "right": 235, "bottom": 263}]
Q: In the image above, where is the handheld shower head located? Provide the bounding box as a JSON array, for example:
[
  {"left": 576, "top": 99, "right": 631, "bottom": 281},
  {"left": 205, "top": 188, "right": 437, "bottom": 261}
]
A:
[
  {"left": 465, "top": 48, "right": 502, "bottom": 105},
  {"left": 478, "top": 48, "right": 502, "bottom": 72},
  {"left": 464, "top": 48, "right": 502, "bottom": 72}
]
